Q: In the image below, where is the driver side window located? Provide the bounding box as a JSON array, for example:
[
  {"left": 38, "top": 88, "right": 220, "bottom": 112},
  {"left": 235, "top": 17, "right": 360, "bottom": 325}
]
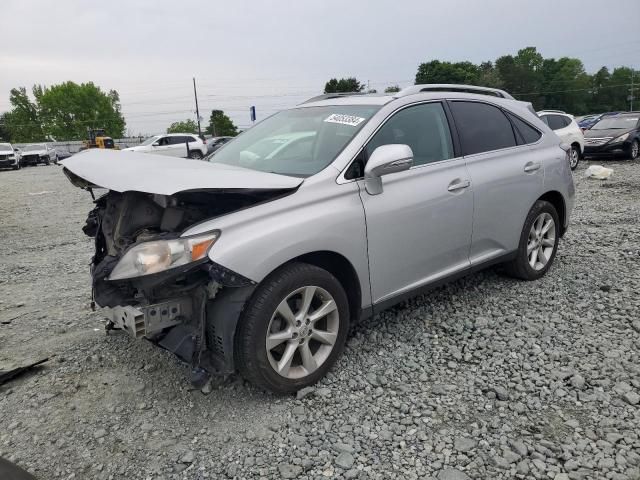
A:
[{"left": 346, "top": 102, "right": 454, "bottom": 179}]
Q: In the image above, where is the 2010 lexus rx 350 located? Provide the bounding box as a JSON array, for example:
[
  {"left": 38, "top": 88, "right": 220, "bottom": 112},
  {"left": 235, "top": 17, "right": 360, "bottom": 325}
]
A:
[{"left": 62, "top": 84, "right": 575, "bottom": 393}]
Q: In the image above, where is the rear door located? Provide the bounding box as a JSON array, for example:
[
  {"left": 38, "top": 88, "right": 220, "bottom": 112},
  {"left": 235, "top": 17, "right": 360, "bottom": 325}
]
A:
[
  {"left": 449, "top": 101, "right": 544, "bottom": 265},
  {"left": 357, "top": 102, "right": 473, "bottom": 305}
]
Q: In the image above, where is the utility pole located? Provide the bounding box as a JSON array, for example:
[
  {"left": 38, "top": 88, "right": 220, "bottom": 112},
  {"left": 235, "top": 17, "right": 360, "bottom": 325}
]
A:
[
  {"left": 630, "top": 70, "right": 635, "bottom": 111},
  {"left": 193, "top": 77, "right": 202, "bottom": 138}
]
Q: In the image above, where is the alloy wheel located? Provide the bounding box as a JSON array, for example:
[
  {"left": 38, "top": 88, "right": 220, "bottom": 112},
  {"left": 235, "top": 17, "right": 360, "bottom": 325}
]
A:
[
  {"left": 527, "top": 212, "right": 556, "bottom": 271},
  {"left": 632, "top": 141, "right": 639, "bottom": 160},
  {"left": 570, "top": 147, "right": 579, "bottom": 169},
  {"left": 265, "top": 285, "right": 339, "bottom": 379}
]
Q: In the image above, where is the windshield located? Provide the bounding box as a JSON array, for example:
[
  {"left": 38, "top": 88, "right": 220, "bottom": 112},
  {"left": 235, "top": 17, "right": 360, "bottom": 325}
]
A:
[
  {"left": 592, "top": 116, "right": 639, "bottom": 130},
  {"left": 24, "top": 144, "right": 44, "bottom": 151},
  {"left": 139, "top": 135, "right": 161, "bottom": 146},
  {"left": 0, "top": 143, "right": 12, "bottom": 152},
  {"left": 209, "top": 106, "right": 380, "bottom": 177}
]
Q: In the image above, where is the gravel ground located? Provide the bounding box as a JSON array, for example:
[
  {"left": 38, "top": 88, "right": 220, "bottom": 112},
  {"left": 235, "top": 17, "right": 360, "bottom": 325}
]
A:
[{"left": 1, "top": 158, "right": 639, "bottom": 480}]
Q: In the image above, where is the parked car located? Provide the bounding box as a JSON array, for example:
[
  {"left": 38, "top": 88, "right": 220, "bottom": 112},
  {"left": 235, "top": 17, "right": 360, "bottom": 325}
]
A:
[
  {"left": 583, "top": 112, "right": 640, "bottom": 160},
  {"left": 577, "top": 112, "right": 620, "bottom": 131},
  {"left": 0, "top": 143, "right": 20, "bottom": 170},
  {"left": 122, "top": 133, "right": 207, "bottom": 159},
  {"left": 61, "top": 84, "right": 574, "bottom": 393},
  {"left": 205, "top": 136, "right": 233, "bottom": 154},
  {"left": 537, "top": 110, "right": 585, "bottom": 170},
  {"left": 55, "top": 149, "right": 73, "bottom": 163},
  {"left": 19, "top": 144, "right": 57, "bottom": 166}
]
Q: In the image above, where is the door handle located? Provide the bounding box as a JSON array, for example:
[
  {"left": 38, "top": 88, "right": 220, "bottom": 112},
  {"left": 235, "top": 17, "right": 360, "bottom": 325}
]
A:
[
  {"left": 524, "top": 162, "right": 541, "bottom": 173},
  {"left": 447, "top": 179, "right": 471, "bottom": 192}
]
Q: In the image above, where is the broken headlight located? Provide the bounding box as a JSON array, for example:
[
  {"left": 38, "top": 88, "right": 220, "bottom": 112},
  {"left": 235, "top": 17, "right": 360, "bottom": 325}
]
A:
[{"left": 108, "top": 231, "right": 220, "bottom": 280}]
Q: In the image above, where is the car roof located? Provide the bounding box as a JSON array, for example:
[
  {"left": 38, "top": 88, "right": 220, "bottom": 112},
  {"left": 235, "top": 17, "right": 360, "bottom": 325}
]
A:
[{"left": 163, "top": 133, "right": 198, "bottom": 137}]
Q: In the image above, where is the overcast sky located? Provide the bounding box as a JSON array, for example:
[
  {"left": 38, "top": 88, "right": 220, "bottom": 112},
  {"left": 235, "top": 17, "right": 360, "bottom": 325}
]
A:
[{"left": 2, "top": 0, "right": 639, "bottom": 135}]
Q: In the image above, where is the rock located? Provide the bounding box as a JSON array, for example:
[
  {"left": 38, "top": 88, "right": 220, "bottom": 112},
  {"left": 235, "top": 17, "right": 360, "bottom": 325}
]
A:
[
  {"left": 93, "top": 429, "right": 107, "bottom": 439},
  {"left": 278, "top": 464, "right": 302, "bottom": 479},
  {"left": 554, "top": 474, "right": 570, "bottom": 480},
  {"left": 437, "top": 467, "right": 471, "bottom": 480},
  {"left": 335, "top": 452, "right": 355, "bottom": 469},
  {"left": 316, "top": 387, "right": 332, "bottom": 397},
  {"left": 179, "top": 450, "right": 195, "bottom": 464},
  {"left": 454, "top": 437, "right": 477, "bottom": 453},
  {"left": 570, "top": 374, "right": 586, "bottom": 389},
  {"left": 334, "top": 443, "right": 355, "bottom": 454},
  {"left": 622, "top": 391, "right": 640, "bottom": 405},
  {"left": 493, "top": 386, "right": 509, "bottom": 401},
  {"left": 296, "top": 387, "right": 315, "bottom": 400},
  {"left": 509, "top": 439, "right": 528, "bottom": 457},
  {"left": 516, "top": 460, "right": 530, "bottom": 475}
]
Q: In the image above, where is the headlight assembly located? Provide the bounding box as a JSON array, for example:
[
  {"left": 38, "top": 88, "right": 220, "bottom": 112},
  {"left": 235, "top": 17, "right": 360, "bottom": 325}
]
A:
[
  {"left": 613, "top": 132, "right": 630, "bottom": 143},
  {"left": 109, "top": 231, "right": 220, "bottom": 280}
]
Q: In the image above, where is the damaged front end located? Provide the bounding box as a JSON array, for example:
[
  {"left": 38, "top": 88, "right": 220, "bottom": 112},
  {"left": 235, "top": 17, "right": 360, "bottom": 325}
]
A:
[{"left": 84, "top": 188, "right": 266, "bottom": 385}]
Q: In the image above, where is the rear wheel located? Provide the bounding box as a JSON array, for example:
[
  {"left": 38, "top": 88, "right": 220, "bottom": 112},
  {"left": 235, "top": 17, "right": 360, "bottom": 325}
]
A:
[
  {"left": 188, "top": 151, "right": 203, "bottom": 160},
  {"left": 627, "top": 139, "right": 639, "bottom": 160},
  {"left": 504, "top": 200, "right": 559, "bottom": 281},
  {"left": 235, "top": 262, "right": 350, "bottom": 394},
  {"left": 569, "top": 145, "right": 580, "bottom": 170}
]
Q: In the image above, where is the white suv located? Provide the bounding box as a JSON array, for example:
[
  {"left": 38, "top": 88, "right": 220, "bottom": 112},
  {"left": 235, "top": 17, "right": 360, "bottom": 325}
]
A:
[
  {"left": 123, "top": 133, "right": 207, "bottom": 159},
  {"left": 537, "top": 110, "right": 584, "bottom": 170}
]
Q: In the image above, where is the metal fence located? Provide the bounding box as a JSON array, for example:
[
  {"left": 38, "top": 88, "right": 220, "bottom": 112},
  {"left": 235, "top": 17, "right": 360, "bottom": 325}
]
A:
[{"left": 14, "top": 137, "right": 145, "bottom": 154}]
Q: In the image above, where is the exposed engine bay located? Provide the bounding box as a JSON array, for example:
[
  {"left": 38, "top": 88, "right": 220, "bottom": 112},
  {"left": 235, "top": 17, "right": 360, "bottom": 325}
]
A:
[{"left": 80, "top": 187, "right": 288, "bottom": 384}]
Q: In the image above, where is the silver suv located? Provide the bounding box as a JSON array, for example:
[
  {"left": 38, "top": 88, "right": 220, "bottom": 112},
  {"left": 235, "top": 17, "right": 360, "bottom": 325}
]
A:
[{"left": 63, "top": 84, "right": 575, "bottom": 393}]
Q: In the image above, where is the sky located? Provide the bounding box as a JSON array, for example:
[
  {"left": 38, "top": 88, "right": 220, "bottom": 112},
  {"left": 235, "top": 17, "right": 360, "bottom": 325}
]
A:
[{"left": 1, "top": 0, "right": 639, "bottom": 136}]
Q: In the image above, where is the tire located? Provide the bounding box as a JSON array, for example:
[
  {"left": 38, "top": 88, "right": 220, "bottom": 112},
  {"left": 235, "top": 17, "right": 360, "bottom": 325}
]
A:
[
  {"left": 12, "top": 163, "right": 20, "bottom": 170},
  {"left": 569, "top": 145, "right": 580, "bottom": 170},
  {"left": 504, "top": 200, "right": 560, "bottom": 281},
  {"left": 235, "top": 262, "right": 350, "bottom": 394},
  {"left": 45, "top": 158, "right": 51, "bottom": 166},
  {"left": 627, "top": 139, "right": 639, "bottom": 161},
  {"left": 188, "top": 151, "right": 203, "bottom": 160}
]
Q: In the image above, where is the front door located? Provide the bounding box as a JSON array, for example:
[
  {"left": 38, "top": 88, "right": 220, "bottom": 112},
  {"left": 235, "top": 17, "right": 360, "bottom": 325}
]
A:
[{"left": 357, "top": 102, "right": 474, "bottom": 305}]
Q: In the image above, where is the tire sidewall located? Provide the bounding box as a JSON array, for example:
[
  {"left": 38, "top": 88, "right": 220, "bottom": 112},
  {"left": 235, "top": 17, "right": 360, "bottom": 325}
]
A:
[
  {"left": 237, "top": 264, "right": 350, "bottom": 393},
  {"left": 189, "top": 151, "right": 203, "bottom": 160},
  {"left": 516, "top": 201, "right": 560, "bottom": 280},
  {"left": 569, "top": 146, "right": 580, "bottom": 170},
  {"left": 629, "top": 140, "right": 639, "bottom": 160}
]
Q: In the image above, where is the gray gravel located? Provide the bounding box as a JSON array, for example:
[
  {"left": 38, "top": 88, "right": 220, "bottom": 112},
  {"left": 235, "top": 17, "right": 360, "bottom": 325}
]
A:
[{"left": 1, "top": 158, "right": 640, "bottom": 480}]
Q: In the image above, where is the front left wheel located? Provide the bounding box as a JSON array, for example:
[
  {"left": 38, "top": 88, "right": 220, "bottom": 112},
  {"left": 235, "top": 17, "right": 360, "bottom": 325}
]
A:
[
  {"left": 188, "top": 151, "right": 203, "bottom": 160},
  {"left": 235, "top": 262, "right": 350, "bottom": 394}
]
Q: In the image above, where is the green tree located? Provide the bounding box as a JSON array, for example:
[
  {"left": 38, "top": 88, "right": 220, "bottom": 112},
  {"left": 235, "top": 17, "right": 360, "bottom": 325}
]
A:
[
  {"left": 0, "top": 112, "right": 12, "bottom": 141},
  {"left": 167, "top": 119, "right": 199, "bottom": 134},
  {"left": 496, "top": 47, "right": 544, "bottom": 108},
  {"left": 38, "top": 82, "right": 125, "bottom": 140},
  {"left": 415, "top": 60, "right": 480, "bottom": 85},
  {"left": 477, "top": 61, "right": 504, "bottom": 88},
  {"left": 4, "top": 82, "right": 125, "bottom": 142},
  {"left": 3, "top": 87, "right": 44, "bottom": 142},
  {"left": 324, "top": 78, "right": 364, "bottom": 93},
  {"left": 205, "top": 110, "right": 238, "bottom": 137},
  {"left": 384, "top": 85, "right": 401, "bottom": 93}
]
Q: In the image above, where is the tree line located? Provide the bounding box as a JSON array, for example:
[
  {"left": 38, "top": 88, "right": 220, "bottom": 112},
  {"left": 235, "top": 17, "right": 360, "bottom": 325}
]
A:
[
  {"left": 325, "top": 47, "right": 637, "bottom": 114},
  {"left": 0, "top": 82, "right": 239, "bottom": 143}
]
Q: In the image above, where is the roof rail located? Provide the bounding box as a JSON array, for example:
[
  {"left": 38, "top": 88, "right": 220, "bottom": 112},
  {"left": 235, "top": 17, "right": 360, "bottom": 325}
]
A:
[
  {"left": 300, "top": 92, "right": 368, "bottom": 104},
  {"left": 538, "top": 109, "right": 567, "bottom": 114},
  {"left": 396, "top": 84, "right": 514, "bottom": 100}
]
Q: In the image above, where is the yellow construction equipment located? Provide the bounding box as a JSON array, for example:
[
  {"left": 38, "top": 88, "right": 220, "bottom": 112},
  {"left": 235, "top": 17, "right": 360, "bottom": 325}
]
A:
[{"left": 82, "top": 128, "right": 118, "bottom": 150}]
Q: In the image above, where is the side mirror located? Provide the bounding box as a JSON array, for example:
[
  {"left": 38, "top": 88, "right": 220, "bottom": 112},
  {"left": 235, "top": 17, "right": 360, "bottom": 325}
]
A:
[
  {"left": 364, "top": 144, "right": 413, "bottom": 195},
  {"left": 152, "top": 141, "right": 160, "bottom": 147}
]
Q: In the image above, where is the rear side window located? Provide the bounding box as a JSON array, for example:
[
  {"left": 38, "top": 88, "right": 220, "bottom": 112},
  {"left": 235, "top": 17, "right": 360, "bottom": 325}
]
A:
[
  {"left": 450, "top": 101, "right": 517, "bottom": 155},
  {"left": 546, "top": 115, "right": 567, "bottom": 131},
  {"left": 505, "top": 112, "right": 542, "bottom": 145}
]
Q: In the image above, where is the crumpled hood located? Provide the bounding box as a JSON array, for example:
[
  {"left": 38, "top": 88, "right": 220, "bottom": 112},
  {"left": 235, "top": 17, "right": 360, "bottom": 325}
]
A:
[{"left": 60, "top": 149, "right": 303, "bottom": 195}]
